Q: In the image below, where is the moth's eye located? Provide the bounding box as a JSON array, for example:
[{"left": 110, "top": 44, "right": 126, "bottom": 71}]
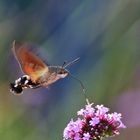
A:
[
  {"left": 58, "top": 71, "right": 63, "bottom": 74},
  {"left": 58, "top": 70, "right": 66, "bottom": 74}
]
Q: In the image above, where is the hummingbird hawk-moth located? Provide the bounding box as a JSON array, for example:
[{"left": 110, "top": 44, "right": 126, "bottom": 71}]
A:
[{"left": 10, "top": 41, "right": 85, "bottom": 95}]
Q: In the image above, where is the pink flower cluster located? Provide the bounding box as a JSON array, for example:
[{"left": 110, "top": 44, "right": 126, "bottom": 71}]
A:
[{"left": 63, "top": 103, "right": 126, "bottom": 140}]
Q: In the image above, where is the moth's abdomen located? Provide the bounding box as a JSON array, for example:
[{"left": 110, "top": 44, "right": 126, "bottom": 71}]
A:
[
  {"left": 10, "top": 83, "right": 23, "bottom": 95},
  {"left": 10, "top": 75, "right": 40, "bottom": 95}
]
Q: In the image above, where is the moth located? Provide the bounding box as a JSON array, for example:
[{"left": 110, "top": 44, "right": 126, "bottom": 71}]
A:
[{"left": 10, "top": 41, "right": 85, "bottom": 95}]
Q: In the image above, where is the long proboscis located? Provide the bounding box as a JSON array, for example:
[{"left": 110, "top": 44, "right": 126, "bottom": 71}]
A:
[{"left": 68, "top": 72, "right": 89, "bottom": 104}]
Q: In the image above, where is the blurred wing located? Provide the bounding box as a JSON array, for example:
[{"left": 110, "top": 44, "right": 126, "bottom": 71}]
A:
[{"left": 12, "top": 41, "right": 49, "bottom": 82}]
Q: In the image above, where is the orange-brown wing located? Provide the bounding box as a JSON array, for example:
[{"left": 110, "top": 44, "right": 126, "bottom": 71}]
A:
[{"left": 12, "top": 41, "right": 49, "bottom": 82}]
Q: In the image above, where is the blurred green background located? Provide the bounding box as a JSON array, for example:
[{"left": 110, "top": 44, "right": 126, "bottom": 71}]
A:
[{"left": 0, "top": 0, "right": 140, "bottom": 139}]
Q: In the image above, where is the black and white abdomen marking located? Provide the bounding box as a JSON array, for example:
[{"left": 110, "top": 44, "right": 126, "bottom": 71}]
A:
[
  {"left": 10, "top": 75, "right": 39, "bottom": 95},
  {"left": 10, "top": 83, "right": 23, "bottom": 94}
]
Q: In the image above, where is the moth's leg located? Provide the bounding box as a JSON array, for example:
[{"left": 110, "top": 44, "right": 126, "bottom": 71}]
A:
[{"left": 31, "top": 84, "right": 41, "bottom": 89}]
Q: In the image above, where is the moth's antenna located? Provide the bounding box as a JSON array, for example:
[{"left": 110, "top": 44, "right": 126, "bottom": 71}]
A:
[
  {"left": 63, "top": 57, "right": 80, "bottom": 68},
  {"left": 62, "top": 61, "right": 67, "bottom": 68},
  {"left": 68, "top": 72, "right": 89, "bottom": 104}
]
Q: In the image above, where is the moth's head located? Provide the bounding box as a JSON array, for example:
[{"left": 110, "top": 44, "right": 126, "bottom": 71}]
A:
[
  {"left": 57, "top": 68, "right": 69, "bottom": 78},
  {"left": 10, "top": 82, "right": 23, "bottom": 95},
  {"left": 57, "top": 57, "right": 80, "bottom": 78},
  {"left": 57, "top": 58, "right": 80, "bottom": 79}
]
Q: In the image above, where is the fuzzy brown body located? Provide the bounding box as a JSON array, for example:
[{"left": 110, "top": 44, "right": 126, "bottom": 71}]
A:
[{"left": 36, "top": 66, "right": 68, "bottom": 87}]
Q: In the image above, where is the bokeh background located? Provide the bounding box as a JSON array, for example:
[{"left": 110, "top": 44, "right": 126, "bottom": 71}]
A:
[{"left": 0, "top": 0, "right": 140, "bottom": 139}]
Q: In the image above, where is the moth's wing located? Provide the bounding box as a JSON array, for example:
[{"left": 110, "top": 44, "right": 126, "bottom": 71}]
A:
[{"left": 12, "top": 41, "right": 49, "bottom": 82}]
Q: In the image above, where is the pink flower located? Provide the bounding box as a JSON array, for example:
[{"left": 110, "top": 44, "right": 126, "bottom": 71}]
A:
[
  {"left": 89, "top": 117, "right": 100, "bottom": 126},
  {"left": 83, "top": 132, "right": 90, "bottom": 140},
  {"left": 77, "top": 103, "right": 95, "bottom": 117},
  {"left": 63, "top": 102, "right": 126, "bottom": 140},
  {"left": 95, "top": 105, "right": 109, "bottom": 117}
]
